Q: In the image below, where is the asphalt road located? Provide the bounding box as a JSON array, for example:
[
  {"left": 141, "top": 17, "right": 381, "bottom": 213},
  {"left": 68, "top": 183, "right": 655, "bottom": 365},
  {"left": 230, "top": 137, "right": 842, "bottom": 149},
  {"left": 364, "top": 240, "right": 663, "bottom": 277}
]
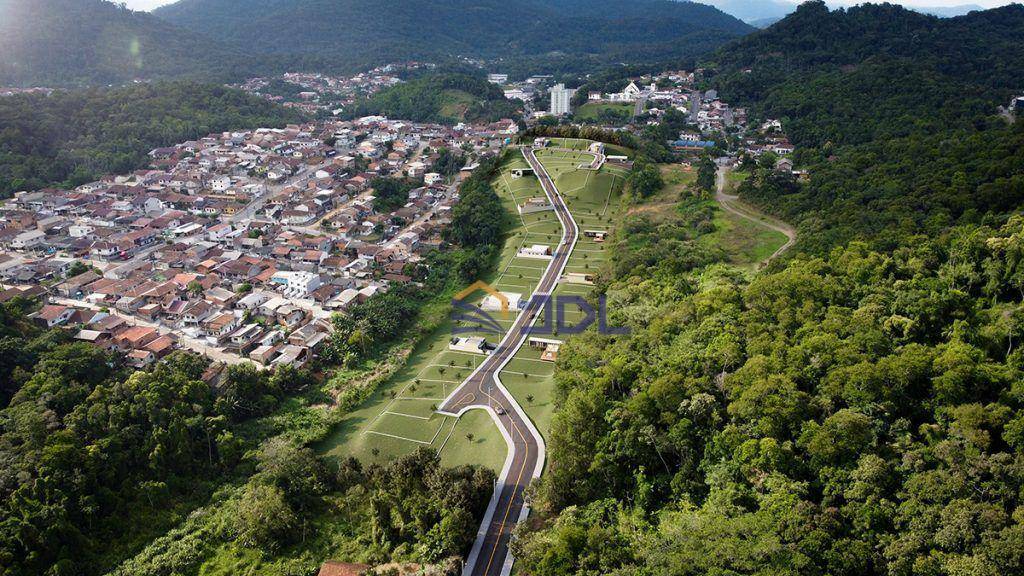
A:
[{"left": 439, "top": 146, "right": 578, "bottom": 576}]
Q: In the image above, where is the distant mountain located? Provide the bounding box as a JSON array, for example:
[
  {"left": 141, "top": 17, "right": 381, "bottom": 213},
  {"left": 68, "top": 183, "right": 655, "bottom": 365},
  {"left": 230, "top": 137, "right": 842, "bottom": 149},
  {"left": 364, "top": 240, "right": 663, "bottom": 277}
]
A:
[
  {"left": 154, "top": 0, "right": 755, "bottom": 72},
  {"left": 699, "top": 0, "right": 988, "bottom": 25},
  {"left": 710, "top": 1, "right": 1024, "bottom": 147},
  {"left": 748, "top": 16, "right": 784, "bottom": 28},
  {"left": 0, "top": 0, "right": 246, "bottom": 86},
  {"left": 693, "top": 0, "right": 797, "bottom": 24},
  {"left": 914, "top": 4, "right": 985, "bottom": 17}
]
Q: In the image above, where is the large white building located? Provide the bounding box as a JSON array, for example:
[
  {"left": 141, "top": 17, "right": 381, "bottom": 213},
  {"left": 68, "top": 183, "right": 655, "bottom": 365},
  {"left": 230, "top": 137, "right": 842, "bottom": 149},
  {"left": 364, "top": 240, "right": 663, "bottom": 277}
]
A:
[
  {"left": 270, "top": 271, "right": 322, "bottom": 298},
  {"left": 550, "top": 83, "right": 576, "bottom": 116}
]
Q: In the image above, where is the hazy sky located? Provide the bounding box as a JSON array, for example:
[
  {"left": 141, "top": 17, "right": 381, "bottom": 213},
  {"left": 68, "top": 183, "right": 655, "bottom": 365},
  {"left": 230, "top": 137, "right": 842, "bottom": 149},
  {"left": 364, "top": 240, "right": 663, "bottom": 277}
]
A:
[{"left": 123, "top": 0, "right": 1019, "bottom": 11}]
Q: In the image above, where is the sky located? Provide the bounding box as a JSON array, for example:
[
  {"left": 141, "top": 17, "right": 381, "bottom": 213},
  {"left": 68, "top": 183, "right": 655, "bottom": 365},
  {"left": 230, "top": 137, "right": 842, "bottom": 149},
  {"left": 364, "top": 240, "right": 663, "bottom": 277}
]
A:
[{"left": 123, "top": 0, "right": 1019, "bottom": 10}]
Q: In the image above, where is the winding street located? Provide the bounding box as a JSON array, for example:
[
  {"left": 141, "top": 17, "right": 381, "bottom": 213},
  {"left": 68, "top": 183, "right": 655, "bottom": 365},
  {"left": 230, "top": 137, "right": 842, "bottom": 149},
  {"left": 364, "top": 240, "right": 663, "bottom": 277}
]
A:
[{"left": 438, "top": 146, "right": 579, "bottom": 576}]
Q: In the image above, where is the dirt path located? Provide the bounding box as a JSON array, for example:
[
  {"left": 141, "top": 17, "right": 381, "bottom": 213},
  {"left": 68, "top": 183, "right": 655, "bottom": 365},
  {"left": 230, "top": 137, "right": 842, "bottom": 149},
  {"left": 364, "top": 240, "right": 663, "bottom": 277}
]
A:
[{"left": 715, "top": 166, "right": 796, "bottom": 265}]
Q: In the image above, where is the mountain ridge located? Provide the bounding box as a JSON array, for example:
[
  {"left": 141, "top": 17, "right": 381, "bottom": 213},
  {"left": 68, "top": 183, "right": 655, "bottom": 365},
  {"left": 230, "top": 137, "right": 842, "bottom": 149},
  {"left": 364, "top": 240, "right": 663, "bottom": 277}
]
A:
[
  {"left": 0, "top": 0, "right": 248, "bottom": 86},
  {"left": 709, "top": 1, "right": 1024, "bottom": 147},
  {"left": 153, "top": 0, "right": 755, "bottom": 72}
]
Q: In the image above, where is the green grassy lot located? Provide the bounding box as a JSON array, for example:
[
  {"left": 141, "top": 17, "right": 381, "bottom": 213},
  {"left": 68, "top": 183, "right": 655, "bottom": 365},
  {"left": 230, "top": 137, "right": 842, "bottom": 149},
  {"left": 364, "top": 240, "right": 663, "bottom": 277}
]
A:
[
  {"left": 574, "top": 101, "right": 634, "bottom": 124},
  {"left": 438, "top": 89, "right": 480, "bottom": 121},
  {"left": 654, "top": 164, "right": 787, "bottom": 268},
  {"left": 547, "top": 137, "right": 592, "bottom": 150},
  {"left": 496, "top": 146, "right": 628, "bottom": 442},
  {"left": 705, "top": 207, "right": 789, "bottom": 267}
]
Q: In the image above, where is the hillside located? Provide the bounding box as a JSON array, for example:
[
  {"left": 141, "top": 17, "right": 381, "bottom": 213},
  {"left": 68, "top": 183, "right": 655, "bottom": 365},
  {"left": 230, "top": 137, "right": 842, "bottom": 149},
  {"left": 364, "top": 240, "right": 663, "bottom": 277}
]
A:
[
  {"left": 154, "top": 0, "right": 754, "bottom": 73},
  {"left": 704, "top": 1, "right": 1024, "bottom": 250},
  {"left": 0, "top": 0, "right": 251, "bottom": 86},
  {"left": 512, "top": 5, "right": 1024, "bottom": 576},
  {"left": 709, "top": 1, "right": 1024, "bottom": 147},
  {"left": 342, "top": 73, "right": 521, "bottom": 124},
  {"left": 0, "top": 82, "right": 305, "bottom": 197}
]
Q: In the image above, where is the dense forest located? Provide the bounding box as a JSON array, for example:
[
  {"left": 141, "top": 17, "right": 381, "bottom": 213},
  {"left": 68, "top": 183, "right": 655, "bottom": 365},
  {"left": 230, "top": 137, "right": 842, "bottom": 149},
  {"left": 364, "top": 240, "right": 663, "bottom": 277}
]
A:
[
  {"left": 0, "top": 292, "right": 313, "bottom": 574},
  {"left": 0, "top": 81, "right": 304, "bottom": 198},
  {"left": 154, "top": 0, "right": 752, "bottom": 77},
  {"left": 0, "top": 0, "right": 253, "bottom": 86},
  {"left": 512, "top": 4, "right": 1024, "bottom": 576},
  {"left": 0, "top": 0, "right": 751, "bottom": 87},
  {"left": 343, "top": 73, "right": 521, "bottom": 124},
  {"left": 708, "top": 1, "right": 1024, "bottom": 148}
]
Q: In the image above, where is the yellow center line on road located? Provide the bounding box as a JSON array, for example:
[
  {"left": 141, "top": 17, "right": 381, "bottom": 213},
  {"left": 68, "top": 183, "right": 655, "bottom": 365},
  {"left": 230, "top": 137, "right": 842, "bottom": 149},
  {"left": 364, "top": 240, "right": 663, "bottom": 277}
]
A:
[{"left": 482, "top": 416, "right": 530, "bottom": 576}]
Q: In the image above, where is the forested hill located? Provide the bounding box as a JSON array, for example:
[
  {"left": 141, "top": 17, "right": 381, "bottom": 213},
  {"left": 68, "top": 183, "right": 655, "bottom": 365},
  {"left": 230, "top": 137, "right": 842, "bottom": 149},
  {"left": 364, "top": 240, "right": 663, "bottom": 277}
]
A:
[
  {"left": 0, "top": 0, "right": 250, "bottom": 86},
  {"left": 342, "top": 73, "right": 522, "bottom": 124},
  {"left": 154, "top": 0, "right": 754, "bottom": 73},
  {"left": 708, "top": 1, "right": 1024, "bottom": 148},
  {"left": 513, "top": 6, "right": 1024, "bottom": 576},
  {"left": 701, "top": 1, "right": 1024, "bottom": 254},
  {"left": 0, "top": 82, "right": 305, "bottom": 198}
]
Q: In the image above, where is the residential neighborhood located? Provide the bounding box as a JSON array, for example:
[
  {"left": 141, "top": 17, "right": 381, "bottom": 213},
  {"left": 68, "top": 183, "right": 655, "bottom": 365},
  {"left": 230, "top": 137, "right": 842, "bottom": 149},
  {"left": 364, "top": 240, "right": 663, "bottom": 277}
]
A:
[{"left": 0, "top": 114, "right": 517, "bottom": 367}]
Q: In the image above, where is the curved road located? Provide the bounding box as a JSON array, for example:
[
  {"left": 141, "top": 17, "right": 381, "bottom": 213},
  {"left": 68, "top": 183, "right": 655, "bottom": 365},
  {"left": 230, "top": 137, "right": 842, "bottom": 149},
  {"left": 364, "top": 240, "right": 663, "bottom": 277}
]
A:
[
  {"left": 715, "top": 166, "right": 796, "bottom": 264},
  {"left": 438, "top": 146, "right": 579, "bottom": 576}
]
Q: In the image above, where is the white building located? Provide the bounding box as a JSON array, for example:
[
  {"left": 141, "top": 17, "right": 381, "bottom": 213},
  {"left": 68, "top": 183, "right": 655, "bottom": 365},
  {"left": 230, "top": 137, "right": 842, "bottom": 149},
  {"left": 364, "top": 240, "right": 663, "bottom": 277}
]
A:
[
  {"left": 10, "top": 230, "right": 45, "bottom": 250},
  {"left": 518, "top": 244, "right": 553, "bottom": 260},
  {"left": 481, "top": 291, "right": 524, "bottom": 312},
  {"left": 550, "top": 83, "right": 576, "bottom": 116},
  {"left": 270, "top": 271, "right": 322, "bottom": 298},
  {"left": 488, "top": 74, "right": 509, "bottom": 84}
]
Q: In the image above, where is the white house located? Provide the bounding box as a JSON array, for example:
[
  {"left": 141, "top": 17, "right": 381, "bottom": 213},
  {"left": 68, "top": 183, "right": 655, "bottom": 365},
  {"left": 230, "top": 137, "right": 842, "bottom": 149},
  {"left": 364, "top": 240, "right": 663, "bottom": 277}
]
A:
[
  {"left": 10, "top": 230, "right": 45, "bottom": 250},
  {"left": 270, "top": 271, "right": 322, "bottom": 298},
  {"left": 481, "top": 291, "right": 524, "bottom": 312},
  {"left": 206, "top": 223, "right": 233, "bottom": 242},
  {"left": 518, "top": 244, "right": 553, "bottom": 259}
]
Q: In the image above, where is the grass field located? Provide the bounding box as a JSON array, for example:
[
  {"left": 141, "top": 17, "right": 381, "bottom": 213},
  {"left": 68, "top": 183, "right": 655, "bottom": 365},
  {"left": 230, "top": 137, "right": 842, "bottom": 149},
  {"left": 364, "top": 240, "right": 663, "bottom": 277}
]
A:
[
  {"left": 653, "top": 164, "right": 787, "bottom": 268},
  {"left": 317, "top": 143, "right": 630, "bottom": 468},
  {"left": 706, "top": 207, "right": 789, "bottom": 267},
  {"left": 496, "top": 146, "right": 629, "bottom": 439},
  {"left": 574, "top": 101, "right": 634, "bottom": 124}
]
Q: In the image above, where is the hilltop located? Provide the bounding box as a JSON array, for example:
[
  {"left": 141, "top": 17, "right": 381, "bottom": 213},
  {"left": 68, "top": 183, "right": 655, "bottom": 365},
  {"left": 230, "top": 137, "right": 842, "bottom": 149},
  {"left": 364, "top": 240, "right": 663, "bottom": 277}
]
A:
[
  {"left": 342, "top": 73, "right": 522, "bottom": 124},
  {"left": 709, "top": 1, "right": 1024, "bottom": 147},
  {"left": 154, "top": 0, "right": 754, "bottom": 72},
  {"left": 0, "top": 0, "right": 247, "bottom": 86}
]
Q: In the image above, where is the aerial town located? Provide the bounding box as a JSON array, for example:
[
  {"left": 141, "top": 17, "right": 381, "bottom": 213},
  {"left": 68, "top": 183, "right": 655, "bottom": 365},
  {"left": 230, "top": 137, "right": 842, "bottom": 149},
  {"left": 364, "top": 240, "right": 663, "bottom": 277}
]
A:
[
  {"left": 0, "top": 66, "right": 797, "bottom": 372},
  {"left": 0, "top": 114, "right": 517, "bottom": 368}
]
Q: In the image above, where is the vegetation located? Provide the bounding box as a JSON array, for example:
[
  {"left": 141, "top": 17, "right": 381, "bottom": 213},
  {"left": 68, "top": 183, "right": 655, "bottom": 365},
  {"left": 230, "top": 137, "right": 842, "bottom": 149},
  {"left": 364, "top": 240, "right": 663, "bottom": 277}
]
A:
[
  {"left": 710, "top": 1, "right": 1024, "bottom": 148},
  {"left": 513, "top": 5, "right": 1024, "bottom": 576},
  {"left": 0, "top": 316, "right": 317, "bottom": 576},
  {"left": 573, "top": 102, "right": 635, "bottom": 125},
  {"left": 155, "top": 0, "right": 752, "bottom": 77},
  {"left": 0, "top": 81, "right": 304, "bottom": 198},
  {"left": 0, "top": 0, "right": 252, "bottom": 86},
  {"left": 344, "top": 73, "right": 520, "bottom": 124},
  {"left": 370, "top": 177, "right": 417, "bottom": 213},
  {"left": 431, "top": 147, "right": 464, "bottom": 178}
]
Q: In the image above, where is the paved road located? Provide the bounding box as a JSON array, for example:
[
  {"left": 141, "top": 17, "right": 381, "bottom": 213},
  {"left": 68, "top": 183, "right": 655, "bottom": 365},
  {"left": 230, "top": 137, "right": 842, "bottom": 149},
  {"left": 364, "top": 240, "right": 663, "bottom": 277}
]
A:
[
  {"left": 715, "top": 166, "right": 796, "bottom": 265},
  {"left": 439, "top": 146, "right": 578, "bottom": 576}
]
